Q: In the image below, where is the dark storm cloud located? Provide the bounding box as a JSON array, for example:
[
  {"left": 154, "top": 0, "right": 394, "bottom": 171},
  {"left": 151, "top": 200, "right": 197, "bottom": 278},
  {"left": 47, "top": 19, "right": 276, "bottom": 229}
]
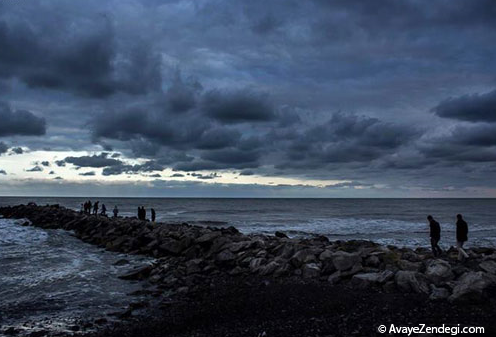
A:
[
  {"left": 54, "top": 160, "right": 66, "bottom": 167},
  {"left": 419, "top": 123, "right": 496, "bottom": 163},
  {"left": 0, "top": 142, "right": 7, "bottom": 155},
  {"left": 0, "top": 17, "right": 161, "bottom": 98},
  {"left": 280, "top": 113, "right": 421, "bottom": 168},
  {"left": 203, "top": 90, "right": 275, "bottom": 123},
  {"left": 239, "top": 170, "right": 254, "bottom": 176},
  {"left": 191, "top": 172, "right": 220, "bottom": 180},
  {"left": 2, "top": 0, "right": 496, "bottom": 195},
  {"left": 432, "top": 89, "right": 496, "bottom": 122},
  {"left": 0, "top": 102, "right": 46, "bottom": 137},
  {"left": 101, "top": 160, "right": 164, "bottom": 176},
  {"left": 162, "top": 75, "right": 201, "bottom": 113},
  {"left": 79, "top": 171, "right": 96, "bottom": 176},
  {"left": 10, "top": 147, "right": 24, "bottom": 155},
  {"left": 64, "top": 153, "right": 122, "bottom": 168},
  {"left": 26, "top": 165, "right": 43, "bottom": 172}
]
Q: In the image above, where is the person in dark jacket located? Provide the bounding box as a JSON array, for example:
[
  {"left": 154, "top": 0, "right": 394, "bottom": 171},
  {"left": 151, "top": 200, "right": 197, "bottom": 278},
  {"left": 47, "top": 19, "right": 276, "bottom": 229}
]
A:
[
  {"left": 101, "top": 204, "right": 107, "bottom": 216},
  {"left": 141, "top": 206, "right": 146, "bottom": 221},
  {"left": 151, "top": 208, "right": 156, "bottom": 222},
  {"left": 93, "top": 201, "right": 99, "bottom": 215},
  {"left": 427, "top": 215, "right": 442, "bottom": 257},
  {"left": 456, "top": 214, "right": 469, "bottom": 261}
]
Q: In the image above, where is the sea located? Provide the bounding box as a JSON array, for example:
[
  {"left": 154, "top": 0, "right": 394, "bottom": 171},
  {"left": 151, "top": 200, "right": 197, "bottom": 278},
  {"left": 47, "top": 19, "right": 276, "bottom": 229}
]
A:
[{"left": 1, "top": 197, "right": 495, "bottom": 334}]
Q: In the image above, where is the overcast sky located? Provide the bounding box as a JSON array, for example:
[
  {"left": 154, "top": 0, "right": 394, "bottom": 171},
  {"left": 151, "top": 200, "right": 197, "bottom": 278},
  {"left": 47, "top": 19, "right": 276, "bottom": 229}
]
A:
[{"left": 1, "top": 0, "right": 496, "bottom": 197}]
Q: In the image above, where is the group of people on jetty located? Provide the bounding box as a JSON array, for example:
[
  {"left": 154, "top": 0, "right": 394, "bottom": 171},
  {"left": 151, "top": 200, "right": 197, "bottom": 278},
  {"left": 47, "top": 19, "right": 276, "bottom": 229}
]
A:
[
  {"left": 80, "top": 200, "right": 156, "bottom": 222},
  {"left": 78, "top": 200, "right": 472, "bottom": 262},
  {"left": 428, "top": 214, "right": 470, "bottom": 261}
]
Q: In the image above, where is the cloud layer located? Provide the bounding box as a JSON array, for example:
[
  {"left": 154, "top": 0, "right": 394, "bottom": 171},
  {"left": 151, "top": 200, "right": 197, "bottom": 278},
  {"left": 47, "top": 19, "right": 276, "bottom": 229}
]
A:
[{"left": 1, "top": 0, "right": 496, "bottom": 196}]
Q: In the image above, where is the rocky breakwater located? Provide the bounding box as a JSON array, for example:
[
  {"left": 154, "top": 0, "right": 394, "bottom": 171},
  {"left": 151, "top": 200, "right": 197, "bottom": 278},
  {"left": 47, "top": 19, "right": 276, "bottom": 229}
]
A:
[{"left": 1, "top": 203, "right": 496, "bottom": 306}]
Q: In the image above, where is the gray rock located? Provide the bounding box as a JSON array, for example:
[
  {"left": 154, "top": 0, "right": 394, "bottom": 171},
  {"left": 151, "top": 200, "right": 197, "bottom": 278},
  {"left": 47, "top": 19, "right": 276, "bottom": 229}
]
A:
[
  {"left": 394, "top": 271, "right": 429, "bottom": 294},
  {"left": 328, "top": 271, "right": 342, "bottom": 284},
  {"left": 196, "top": 231, "right": 221, "bottom": 244},
  {"left": 319, "top": 250, "right": 333, "bottom": 261},
  {"left": 351, "top": 271, "right": 394, "bottom": 288},
  {"left": 275, "top": 231, "right": 288, "bottom": 238},
  {"left": 331, "top": 251, "right": 361, "bottom": 271},
  {"left": 397, "top": 259, "right": 422, "bottom": 272},
  {"left": 259, "top": 261, "right": 280, "bottom": 276},
  {"left": 401, "top": 250, "right": 421, "bottom": 262},
  {"left": 364, "top": 255, "right": 381, "bottom": 268},
  {"left": 274, "top": 263, "right": 292, "bottom": 277},
  {"left": 302, "top": 263, "right": 321, "bottom": 278},
  {"left": 449, "top": 271, "right": 496, "bottom": 303},
  {"left": 216, "top": 249, "right": 236, "bottom": 263},
  {"left": 227, "top": 241, "right": 251, "bottom": 253},
  {"left": 289, "top": 249, "right": 317, "bottom": 267},
  {"left": 429, "top": 284, "right": 450, "bottom": 301},
  {"left": 340, "top": 263, "right": 363, "bottom": 278},
  {"left": 425, "top": 259, "right": 454, "bottom": 285},
  {"left": 249, "top": 257, "right": 266, "bottom": 272},
  {"left": 159, "top": 238, "right": 187, "bottom": 255},
  {"left": 479, "top": 260, "right": 496, "bottom": 275}
]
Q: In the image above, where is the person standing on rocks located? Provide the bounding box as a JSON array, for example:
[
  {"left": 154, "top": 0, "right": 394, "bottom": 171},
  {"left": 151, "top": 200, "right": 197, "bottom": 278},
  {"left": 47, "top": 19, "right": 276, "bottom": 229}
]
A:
[
  {"left": 455, "top": 214, "right": 469, "bottom": 261},
  {"left": 101, "top": 204, "right": 107, "bottom": 216},
  {"left": 142, "top": 206, "right": 147, "bottom": 221},
  {"left": 151, "top": 208, "right": 156, "bottom": 223},
  {"left": 427, "top": 215, "right": 442, "bottom": 257},
  {"left": 93, "top": 201, "right": 99, "bottom": 216},
  {"left": 113, "top": 205, "right": 119, "bottom": 218}
]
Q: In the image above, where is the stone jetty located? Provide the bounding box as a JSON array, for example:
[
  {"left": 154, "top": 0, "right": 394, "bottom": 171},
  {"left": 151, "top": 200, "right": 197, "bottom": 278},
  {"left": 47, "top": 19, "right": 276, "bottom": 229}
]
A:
[{"left": 1, "top": 203, "right": 496, "bottom": 305}]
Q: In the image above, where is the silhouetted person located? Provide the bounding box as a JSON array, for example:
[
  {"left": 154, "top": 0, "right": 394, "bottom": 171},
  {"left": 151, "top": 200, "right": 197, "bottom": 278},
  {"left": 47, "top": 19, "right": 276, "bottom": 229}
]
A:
[
  {"left": 93, "top": 201, "right": 99, "bottom": 215},
  {"left": 427, "top": 215, "right": 442, "bottom": 257},
  {"left": 137, "top": 207, "right": 142, "bottom": 220},
  {"left": 142, "top": 206, "right": 146, "bottom": 221},
  {"left": 113, "top": 205, "right": 119, "bottom": 218},
  {"left": 151, "top": 208, "right": 156, "bottom": 222},
  {"left": 87, "top": 200, "right": 92, "bottom": 214},
  {"left": 101, "top": 204, "right": 107, "bottom": 216},
  {"left": 456, "top": 214, "right": 469, "bottom": 261}
]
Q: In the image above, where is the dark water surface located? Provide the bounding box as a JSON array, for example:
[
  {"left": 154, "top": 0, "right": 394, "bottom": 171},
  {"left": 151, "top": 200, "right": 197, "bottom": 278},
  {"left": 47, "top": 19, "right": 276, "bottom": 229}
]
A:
[{"left": 1, "top": 197, "right": 495, "bottom": 247}]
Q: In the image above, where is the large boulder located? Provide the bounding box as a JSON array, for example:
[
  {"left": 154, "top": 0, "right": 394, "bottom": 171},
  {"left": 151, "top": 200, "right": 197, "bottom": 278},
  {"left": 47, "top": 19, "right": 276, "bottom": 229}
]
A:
[
  {"left": 215, "top": 249, "right": 236, "bottom": 263},
  {"left": 289, "top": 249, "right": 317, "bottom": 267},
  {"left": 364, "top": 255, "right": 381, "bottom": 268},
  {"left": 195, "top": 231, "right": 221, "bottom": 244},
  {"left": 479, "top": 260, "right": 496, "bottom": 275},
  {"left": 331, "top": 251, "right": 361, "bottom": 271},
  {"left": 397, "top": 259, "right": 422, "bottom": 272},
  {"left": 351, "top": 271, "right": 394, "bottom": 289},
  {"left": 395, "top": 271, "right": 429, "bottom": 294},
  {"left": 159, "top": 238, "right": 188, "bottom": 255},
  {"left": 429, "top": 284, "right": 450, "bottom": 301},
  {"left": 302, "top": 263, "right": 321, "bottom": 278},
  {"left": 449, "top": 271, "right": 496, "bottom": 303},
  {"left": 259, "top": 261, "right": 280, "bottom": 276},
  {"left": 249, "top": 258, "right": 266, "bottom": 272},
  {"left": 425, "top": 259, "right": 454, "bottom": 285}
]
